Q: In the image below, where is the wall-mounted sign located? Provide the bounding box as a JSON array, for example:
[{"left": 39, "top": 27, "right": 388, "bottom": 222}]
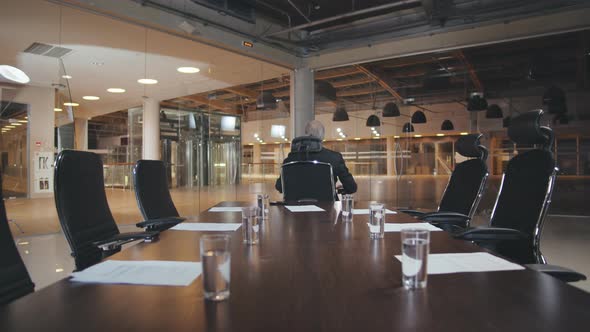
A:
[{"left": 34, "top": 151, "right": 53, "bottom": 193}]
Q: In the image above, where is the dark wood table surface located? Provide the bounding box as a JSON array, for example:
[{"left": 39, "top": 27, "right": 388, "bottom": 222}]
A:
[{"left": 2, "top": 201, "right": 590, "bottom": 331}]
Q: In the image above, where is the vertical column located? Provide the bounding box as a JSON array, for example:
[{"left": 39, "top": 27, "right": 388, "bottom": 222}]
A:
[
  {"left": 74, "top": 118, "right": 88, "bottom": 151},
  {"left": 290, "top": 67, "right": 315, "bottom": 138},
  {"left": 142, "top": 97, "right": 160, "bottom": 160},
  {"left": 386, "top": 136, "right": 395, "bottom": 176}
]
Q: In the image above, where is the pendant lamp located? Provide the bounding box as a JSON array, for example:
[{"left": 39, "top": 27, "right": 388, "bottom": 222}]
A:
[
  {"left": 402, "top": 122, "right": 415, "bottom": 133},
  {"left": 441, "top": 120, "right": 454, "bottom": 131},
  {"left": 382, "top": 102, "right": 400, "bottom": 117},
  {"left": 411, "top": 110, "right": 426, "bottom": 123},
  {"left": 366, "top": 114, "right": 381, "bottom": 127},
  {"left": 333, "top": 107, "right": 349, "bottom": 121}
]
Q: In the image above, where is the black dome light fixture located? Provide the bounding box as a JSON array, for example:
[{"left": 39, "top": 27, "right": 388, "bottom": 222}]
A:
[
  {"left": 411, "top": 110, "right": 427, "bottom": 123},
  {"left": 441, "top": 120, "right": 454, "bottom": 131},
  {"left": 256, "top": 91, "right": 277, "bottom": 110},
  {"left": 467, "top": 92, "right": 488, "bottom": 111},
  {"left": 486, "top": 104, "right": 503, "bottom": 119},
  {"left": 382, "top": 102, "right": 400, "bottom": 117},
  {"left": 402, "top": 122, "right": 415, "bottom": 133},
  {"left": 366, "top": 114, "right": 381, "bottom": 127},
  {"left": 332, "top": 106, "right": 349, "bottom": 122}
]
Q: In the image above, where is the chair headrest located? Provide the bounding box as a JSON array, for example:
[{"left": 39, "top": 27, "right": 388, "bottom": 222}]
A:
[
  {"left": 508, "top": 110, "right": 553, "bottom": 149},
  {"left": 290, "top": 136, "right": 322, "bottom": 153},
  {"left": 455, "top": 134, "right": 486, "bottom": 159}
]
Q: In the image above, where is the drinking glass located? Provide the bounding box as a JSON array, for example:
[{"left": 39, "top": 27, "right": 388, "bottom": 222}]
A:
[
  {"left": 241, "top": 206, "right": 260, "bottom": 245},
  {"left": 368, "top": 203, "right": 385, "bottom": 239},
  {"left": 400, "top": 229, "right": 430, "bottom": 289},
  {"left": 200, "top": 234, "right": 231, "bottom": 301},
  {"left": 257, "top": 194, "right": 270, "bottom": 220},
  {"left": 341, "top": 194, "right": 354, "bottom": 222}
]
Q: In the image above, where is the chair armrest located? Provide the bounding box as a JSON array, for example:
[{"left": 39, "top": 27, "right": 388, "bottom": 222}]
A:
[
  {"left": 526, "top": 264, "right": 587, "bottom": 283},
  {"left": 136, "top": 217, "right": 186, "bottom": 229},
  {"left": 453, "top": 227, "right": 529, "bottom": 241},
  {"left": 93, "top": 231, "right": 159, "bottom": 250},
  {"left": 398, "top": 209, "right": 427, "bottom": 218},
  {"left": 420, "top": 212, "right": 470, "bottom": 223}
]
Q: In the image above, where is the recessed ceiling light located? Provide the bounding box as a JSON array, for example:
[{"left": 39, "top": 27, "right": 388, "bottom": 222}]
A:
[
  {"left": 24, "top": 116, "right": 28, "bottom": 119},
  {"left": 63, "top": 102, "right": 79, "bottom": 107},
  {"left": 394, "top": 135, "right": 400, "bottom": 138},
  {"left": 177, "top": 67, "right": 200, "bottom": 74},
  {"left": 336, "top": 128, "right": 342, "bottom": 132},
  {"left": 54, "top": 108, "right": 63, "bottom": 112},
  {"left": 460, "top": 132, "right": 469, "bottom": 135},
  {"left": 436, "top": 133, "right": 445, "bottom": 137},
  {"left": 337, "top": 138, "right": 343, "bottom": 141},
  {"left": 83, "top": 96, "right": 100, "bottom": 101},
  {"left": 138, "top": 78, "right": 158, "bottom": 84},
  {"left": 354, "top": 137, "right": 361, "bottom": 140},
  {"left": 107, "top": 88, "right": 126, "bottom": 93},
  {"left": 62, "top": 75, "right": 72, "bottom": 79},
  {"left": 91, "top": 61, "right": 104, "bottom": 66},
  {"left": 414, "top": 134, "right": 422, "bottom": 138}
]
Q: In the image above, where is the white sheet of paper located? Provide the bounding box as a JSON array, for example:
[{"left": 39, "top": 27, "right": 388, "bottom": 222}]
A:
[
  {"left": 171, "top": 223, "right": 241, "bottom": 232},
  {"left": 394, "top": 252, "right": 524, "bottom": 275},
  {"left": 209, "top": 207, "right": 244, "bottom": 212},
  {"left": 70, "top": 260, "right": 202, "bottom": 286},
  {"left": 380, "top": 222, "right": 442, "bottom": 232},
  {"left": 285, "top": 205, "right": 325, "bottom": 212},
  {"left": 353, "top": 208, "right": 397, "bottom": 215}
]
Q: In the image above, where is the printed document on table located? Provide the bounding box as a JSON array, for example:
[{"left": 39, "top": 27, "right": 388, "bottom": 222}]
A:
[
  {"left": 209, "top": 207, "right": 244, "bottom": 212},
  {"left": 353, "top": 209, "right": 397, "bottom": 215},
  {"left": 285, "top": 205, "right": 325, "bottom": 212},
  {"left": 171, "top": 223, "right": 241, "bottom": 232},
  {"left": 383, "top": 222, "right": 442, "bottom": 232},
  {"left": 70, "top": 260, "right": 202, "bottom": 286},
  {"left": 394, "top": 252, "right": 524, "bottom": 275}
]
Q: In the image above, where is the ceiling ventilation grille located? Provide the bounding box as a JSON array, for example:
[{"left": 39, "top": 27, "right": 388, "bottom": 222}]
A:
[{"left": 23, "top": 42, "right": 72, "bottom": 58}]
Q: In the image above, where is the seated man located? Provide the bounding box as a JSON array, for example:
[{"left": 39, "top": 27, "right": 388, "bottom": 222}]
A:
[{"left": 275, "top": 120, "right": 357, "bottom": 195}]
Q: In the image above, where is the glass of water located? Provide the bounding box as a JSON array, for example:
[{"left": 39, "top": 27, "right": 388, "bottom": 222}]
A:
[
  {"left": 257, "top": 194, "right": 270, "bottom": 220},
  {"left": 341, "top": 194, "right": 354, "bottom": 222},
  {"left": 401, "top": 228, "right": 430, "bottom": 290},
  {"left": 368, "top": 203, "right": 385, "bottom": 239},
  {"left": 200, "top": 234, "right": 231, "bottom": 301},
  {"left": 241, "top": 206, "right": 260, "bottom": 245}
]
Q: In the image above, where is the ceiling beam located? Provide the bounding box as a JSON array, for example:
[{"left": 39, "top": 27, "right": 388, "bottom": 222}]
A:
[
  {"left": 316, "top": 67, "right": 361, "bottom": 80},
  {"left": 453, "top": 50, "right": 483, "bottom": 91},
  {"left": 177, "top": 95, "right": 236, "bottom": 112},
  {"left": 224, "top": 86, "right": 259, "bottom": 99},
  {"left": 354, "top": 64, "right": 404, "bottom": 100},
  {"left": 331, "top": 76, "right": 374, "bottom": 88}
]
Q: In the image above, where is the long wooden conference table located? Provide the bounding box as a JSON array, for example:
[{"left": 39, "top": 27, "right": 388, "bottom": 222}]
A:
[{"left": 2, "top": 201, "right": 590, "bottom": 331}]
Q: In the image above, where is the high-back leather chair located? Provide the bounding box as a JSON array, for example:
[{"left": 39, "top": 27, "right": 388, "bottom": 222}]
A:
[
  {"left": 0, "top": 174, "right": 34, "bottom": 305},
  {"left": 281, "top": 136, "right": 336, "bottom": 202},
  {"left": 400, "top": 134, "right": 488, "bottom": 229},
  {"left": 133, "top": 160, "right": 184, "bottom": 230},
  {"left": 54, "top": 150, "right": 158, "bottom": 271},
  {"left": 455, "top": 110, "right": 556, "bottom": 264}
]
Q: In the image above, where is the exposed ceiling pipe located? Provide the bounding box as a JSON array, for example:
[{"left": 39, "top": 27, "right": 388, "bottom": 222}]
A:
[
  {"left": 264, "top": 0, "right": 423, "bottom": 37},
  {"left": 287, "top": 0, "right": 312, "bottom": 23},
  {"left": 257, "top": 1, "right": 292, "bottom": 27}
]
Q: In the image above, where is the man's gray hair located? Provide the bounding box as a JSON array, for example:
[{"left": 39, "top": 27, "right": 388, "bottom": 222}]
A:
[{"left": 305, "top": 120, "right": 325, "bottom": 140}]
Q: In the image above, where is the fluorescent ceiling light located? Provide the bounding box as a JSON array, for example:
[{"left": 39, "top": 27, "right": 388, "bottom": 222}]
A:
[
  {"left": 54, "top": 108, "right": 63, "bottom": 112},
  {"left": 63, "top": 102, "right": 79, "bottom": 107},
  {"left": 460, "top": 132, "right": 469, "bottom": 135},
  {"left": 6, "top": 125, "right": 16, "bottom": 128},
  {"left": 13, "top": 123, "right": 22, "bottom": 126},
  {"left": 436, "top": 133, "right": 445, "bottom": 137},
  {"left": 107, "top": 88, "right": 125, "bottom": 93},
  {"left": 394, "top": 135, "right": 400, "bottom": 138},
  {"left": 83, "top": 96, "right": 100, "bottom": 101},
  {"left": 18, "top": 120, "right": 28, "bottom": 123},
  {"left": 414, "top": 134, "right": 422, "bottom": 138},
  {"left": 62, "top": 75, "right": 72, "bottom": 79},
  {"left": 354, "top": 137, "right": 361, "bottom": 140},
  {"left": 138, "top": 78, "right": 158, "bottom": 84},
  {"left": 0, "top": 65, "right": 30, "bottom": 84},
  {"left": 177, "top": 67, "right": 200, "bottom": 73}
]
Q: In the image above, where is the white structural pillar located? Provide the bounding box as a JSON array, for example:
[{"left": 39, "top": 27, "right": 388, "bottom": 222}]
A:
[
  {"left": 74, "top": 118, "right": 88, "bottom": 151},
  {"left": 290, "top": 68, "right": 315, "bottom": 138},
  {"left": 142, "top": 97, "right": 160, "bottom": 160}
]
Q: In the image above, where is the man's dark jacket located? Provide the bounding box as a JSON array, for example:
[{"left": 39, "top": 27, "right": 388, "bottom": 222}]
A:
[{"left": 275, "top": 146, "right": 358, "bottom": 194}]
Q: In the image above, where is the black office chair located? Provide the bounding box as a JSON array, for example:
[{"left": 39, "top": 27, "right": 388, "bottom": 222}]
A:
[
  {"left": 133, "top": 160, "right": 185, "bottom": 230},
  {"left": 281, "top": 136, "right": 336, "bottom": 203},
  {"left": 452, "top": 110, "right": 586, "bottom": 282},
  {"left": 54, "top": 150, "right": 159, "bottom": 271},
  {"left": 400, "top": 133, "right": 489, "bottom": 230},
  {"left": 0, "top": 174, "right": 34, "bottom": 306}
]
